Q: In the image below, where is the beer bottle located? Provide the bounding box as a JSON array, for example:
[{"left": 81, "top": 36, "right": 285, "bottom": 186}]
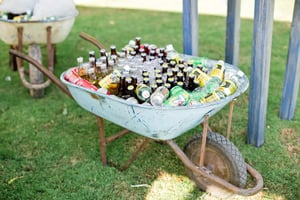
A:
[
  {"left": 95, "top": 61, "right": 103, "bottom": 79},
  {"left": 110, "top": 45, "right": 117, "bottom": 56},
  {"left": 155, "top": 73, "right": 163, "bottom": 81},
  {"left": 135, "top": 37, "right": 141, "bottom": 49},
  {"left": 210, "top": 60, "right": 225, "bottom": 82},
  {"left": 143, "top": 77, "right": 150, "bottom": 86},
  {"left": 194, "top": 68, "right": 212, "bottom": 87},
  {"left": 176, "top": 72, "right": 184, "bottom": 82},
  {"left": 172, "top": 66, "right": 179, "bottom": 77},
  {"left": 77, "top": 57, "right": 88, "bottom": 80},
  {"left": 107, "top": 72, "right": 120, "bottom": 95},
  {"left": 89, "top": 51, "right": 96, "bottom": 59},
  {"left": 121, "top": 48, "right": 128, "bottom": 57},
  {"left": 156, "top": 79, "right": 163, "bottom": 87},
  {"left": 150, "top": 83, "right": 158, "bottom": 92},
  {"left": 89, "top": 56, "right": 96, "bottom": 68},
  {"left": 100, "top": 49, "right": 107, "bottom": 57},
  {"left": 177, "top": 81, "right": 184, "bottom": 88},
  {"left": 126, "top": 85, "right": 139, "bottom": 103},
  {"left": 200, "top": 90, "right": 226, "bottom": 103},
  {"left": 191, "top": 61, "right": 226, "bottom": 102},
  {"left": 218, "top": 75, "right": 239, "bottom": 96},
  {"left": 144, "top": 44, "right": 150, "bottom": 55},
  {"left": 164, "top": 83, "right": 172, "bottom": 90},
  {"left": 178, "top": 64, "right": 185, "bottom": 73},
  {"left": 169, "top": 60, "right": 176, "bottom": 68},
  {"left": 131, "top": 75, "right": 138, "bottom": 88},
  {"left": 167, "top": 77, "right": 175, "bottom": 88},
  {"left": 127, "top": 85, "right": 136, "bottom": 97},
  {"left": 187, "top": 74, "right": 196, "bottom": 91},
  {"left": 87, "top": 68, "right": 98, "bottom": 86},
  {"left": 118, "top": 74, "right": 127, "bottom": 97},
  {"left": 162, "top": 63, "right": 169, "bottom": 74},
  {"left": 141, "top": 53, "right": 147, "bottom": 62}
]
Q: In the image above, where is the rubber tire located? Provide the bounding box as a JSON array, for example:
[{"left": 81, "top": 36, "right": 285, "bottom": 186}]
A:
[{"left": 183, "top": 131, "right": 247, "bottom": 191}]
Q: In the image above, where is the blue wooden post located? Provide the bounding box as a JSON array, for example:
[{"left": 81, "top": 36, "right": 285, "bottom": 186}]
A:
[
  {"left": 182, "top": 0, "right": 198, "bottom": 56},
  {"left": 247, "top": 0, "right": 274, "bottom": 147},
  {"left": 279, "top": 0, "right": 300, "bottom": 120},
  {"left": 225, "top": 0, "right": 241, "bottom": 66}
]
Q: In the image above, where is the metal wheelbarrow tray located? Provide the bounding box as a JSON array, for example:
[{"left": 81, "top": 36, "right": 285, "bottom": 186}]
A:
[
  {"left": 9, "top": 36, "right": 263, "bottom": 197},
  {"left": 0, "top": 15, "right": 77, "bottom": 45},
  {"left": 60, "top": 60, "right": 248, "bottom": 141}
]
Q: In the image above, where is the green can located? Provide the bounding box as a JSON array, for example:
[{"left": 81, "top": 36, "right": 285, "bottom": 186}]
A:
[{"left": 164, "top": 86, "right": 190, "bottom": 106}]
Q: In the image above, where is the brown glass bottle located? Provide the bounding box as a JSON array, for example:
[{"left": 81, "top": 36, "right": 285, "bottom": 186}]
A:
[
  {"left": 187, "top": 74, "right": 196, "bottom": 91},
  {"left": 135, "top": 37, "right": 141, "bottom": 48},
  {"left": 118, "top": 74, "right": 127, "bottom": 97}
]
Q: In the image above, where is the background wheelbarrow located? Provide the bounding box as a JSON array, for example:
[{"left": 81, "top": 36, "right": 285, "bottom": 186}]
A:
[
  {"left": 9, "top": 33, "right": 263, "bottom": 198},
  {"left": 0, "top": 14, "right": 77, "bottom": 97}
]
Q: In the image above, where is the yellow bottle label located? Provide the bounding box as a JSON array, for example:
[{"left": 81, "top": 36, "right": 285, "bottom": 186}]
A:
[
  {"left": 193, "top": 69, "right": 211, "bottom": 87},
  {"left": 210, "top": 61, "right": 225, "bottom": 81},
  {"left": 218, "top": 80, "right": 237, "bottom": 96}
]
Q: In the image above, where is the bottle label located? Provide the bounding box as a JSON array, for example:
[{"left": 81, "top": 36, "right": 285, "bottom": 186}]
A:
[
  {"left": 218, "top": 80, "right": 237, "bottom": 96},
  {"left": 200, "top": 92, "right": 220, "bottom": 103},
  {"left": 210, "top": 61, "right": 225, "bottom": 81},
  {"left": 164, "top": 87, "right": 190, "bottom": 106},
  {"left": 135, "top": 84, "right": 152, "bottom": 101},
  {"left": 194, "top": 70, "right": 211, "bottom": 87}
]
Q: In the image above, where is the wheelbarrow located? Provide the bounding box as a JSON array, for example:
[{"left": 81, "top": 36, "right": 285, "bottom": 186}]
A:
[
  {"left": 9, "top": 33, "right": 263, "bottom": 197},
  {"left": 0, "top": 14, "right": 77, "bottom": 97}
]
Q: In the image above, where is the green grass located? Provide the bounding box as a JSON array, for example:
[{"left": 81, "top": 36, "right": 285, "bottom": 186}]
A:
[{"left": 1, "top": 6, "right": 299, "bottom": 200}]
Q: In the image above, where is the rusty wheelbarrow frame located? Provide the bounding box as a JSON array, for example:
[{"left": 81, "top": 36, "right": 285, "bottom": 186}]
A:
[{"left": 9, "top": 32, "right": 263, "bottom": 197}]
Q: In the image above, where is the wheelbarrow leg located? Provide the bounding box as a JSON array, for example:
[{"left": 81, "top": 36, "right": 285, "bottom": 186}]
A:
[
  {"left": 226, "top": 99, "right": 236, "bottom": 139},
  {"left": 199, "top": 115, "right": 209, "bottom": 167},
  {"left": 96, "top": 116, "right": 107, "bottom": 165},
  {"left": 16, "top": 27, "right": 24, "bottom": 70},
  {"left": 120, "top": 138, "right": 150, "bottom": 171},
  {"left": 9, "top": 45, "right": 18, "bottom": 71},
  {"left": 46, "top": 26, "right": 55, "bottom": 72}
]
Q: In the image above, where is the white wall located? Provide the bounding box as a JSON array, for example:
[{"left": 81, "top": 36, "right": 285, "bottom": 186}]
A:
[{"left": 74, "top": 0, "right": 294, "bottom": 22}]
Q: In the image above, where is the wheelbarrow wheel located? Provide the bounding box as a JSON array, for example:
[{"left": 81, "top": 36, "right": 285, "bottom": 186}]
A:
[{"left": 183, "top": 131, "right": 247, "bottom": 191}]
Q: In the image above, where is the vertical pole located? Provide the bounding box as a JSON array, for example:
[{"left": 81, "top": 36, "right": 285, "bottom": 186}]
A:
[
  {"left": 225, "top": 0, "right": 241, "bottom": 66},
  {"left": 247, "top": 0, "right": 274, "bottom": 147},
  {"left": 280, "top": 0, "right": 300, "bottom": 120},
  {"left": 183, "top": 0, "right": 198, "bottom": 56}
]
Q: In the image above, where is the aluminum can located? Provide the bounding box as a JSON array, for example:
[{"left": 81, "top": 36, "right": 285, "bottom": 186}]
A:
[
  {"left": 135, "top": 84, "right": 152, "bottom": 102},
  {"left": 163, "top": 86, "right": 190, "bottom": 106},
  {"left": 150, "top": 86, "right": 169, "bottom": 106}
]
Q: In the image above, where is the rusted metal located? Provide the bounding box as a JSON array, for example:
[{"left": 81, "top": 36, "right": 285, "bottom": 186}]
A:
[
  {"left": 79, "top": 32, "right": 107, "bottom": 50},
  {"left": 106, "top": 129, "right": 130, "bottom": 143},
  {"left": 166, "top": 139, "right": 263, "bottom": 196},
  {"left": 96, "top": 117, "right": 107, "bottom": 165},
  {"left": 120, "top": 138, "right": 150, "bottom": 171},
  {"left": 199, "top": 115, "right": 209, "bottom": 167},
  {"left": 16, "top": 27, "right": 23, "bottom": 69},
  {"left": 9, "top": 49, "right": 72, "bottom": 98},
  {"left": 46, "top": 26, "right": 55, "bottom": 72},
  {"left": 226, "top": 99, "right": 236, "bottom": 139}
]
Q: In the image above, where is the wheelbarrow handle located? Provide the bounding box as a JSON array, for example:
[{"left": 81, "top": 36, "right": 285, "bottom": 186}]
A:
[
  {"left": 9, "top": 49, "right": 73, "bottom": 99},
  {"left": 79, "top": 32, "right": 107, "bottom": 50}
]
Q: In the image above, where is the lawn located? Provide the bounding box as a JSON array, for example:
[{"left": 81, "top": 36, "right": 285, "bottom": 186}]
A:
[{"left": 0, "top": 6, "right": 299, "bottom": 200}]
